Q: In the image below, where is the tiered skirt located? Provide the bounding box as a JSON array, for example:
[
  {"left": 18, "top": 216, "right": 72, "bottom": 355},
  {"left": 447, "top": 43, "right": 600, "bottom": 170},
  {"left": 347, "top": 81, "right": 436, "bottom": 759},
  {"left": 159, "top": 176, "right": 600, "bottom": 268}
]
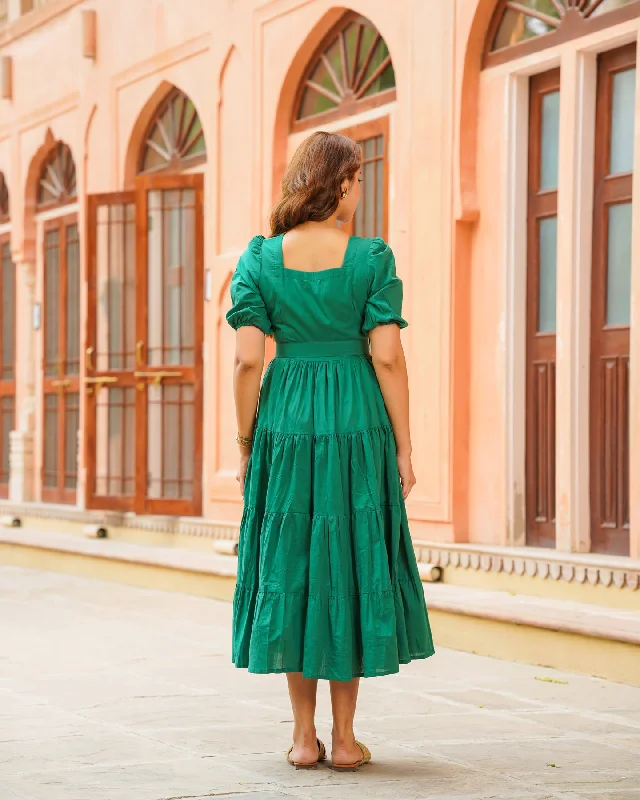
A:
[{"left": 232, "top": 352, "right": 435, "bottom": 681}]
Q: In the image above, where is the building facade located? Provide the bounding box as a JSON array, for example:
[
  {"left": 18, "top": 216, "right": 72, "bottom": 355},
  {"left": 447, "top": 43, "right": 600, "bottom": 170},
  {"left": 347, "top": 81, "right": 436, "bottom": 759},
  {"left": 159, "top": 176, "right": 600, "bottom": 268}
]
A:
[{"left": 0, "top": 0, "right": 638, "bottom": 560}]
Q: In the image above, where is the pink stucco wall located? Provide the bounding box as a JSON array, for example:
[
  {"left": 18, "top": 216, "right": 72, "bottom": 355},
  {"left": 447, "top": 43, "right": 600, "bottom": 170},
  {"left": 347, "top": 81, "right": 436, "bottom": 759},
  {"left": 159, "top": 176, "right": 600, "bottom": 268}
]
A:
[{"left": 0, "top": 0, "right": 638, "bottom": 555}]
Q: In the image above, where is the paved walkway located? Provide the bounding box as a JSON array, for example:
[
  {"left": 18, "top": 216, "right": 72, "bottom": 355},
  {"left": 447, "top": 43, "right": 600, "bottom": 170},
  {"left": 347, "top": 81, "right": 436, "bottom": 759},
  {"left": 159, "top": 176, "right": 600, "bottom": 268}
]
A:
[{"left": 1, "top": 566, "right": 639, "bottom": 800}]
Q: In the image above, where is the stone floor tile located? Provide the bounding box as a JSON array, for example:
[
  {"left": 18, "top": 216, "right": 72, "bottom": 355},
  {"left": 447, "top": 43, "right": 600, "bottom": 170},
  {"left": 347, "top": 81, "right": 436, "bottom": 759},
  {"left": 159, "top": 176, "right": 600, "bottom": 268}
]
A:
[
  {"left": 2, "top": 565, "right": 640, "bottom": 800},
  {"left": 420, "top": 736, "right": 640, "bottom": 775}
]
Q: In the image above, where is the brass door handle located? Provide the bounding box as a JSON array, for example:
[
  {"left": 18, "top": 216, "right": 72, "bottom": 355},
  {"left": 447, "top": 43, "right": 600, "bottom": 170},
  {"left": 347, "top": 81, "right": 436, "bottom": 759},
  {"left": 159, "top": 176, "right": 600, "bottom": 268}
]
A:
[
  {"left": 85, "top": 346, "right": 94, "bottom": 371},
  {"left": 84, "top": 376, "right": 118, "bottom": 396},
  {"left": 133, "top": 371, "right": 182, "bottom": 388},
  {"left": 136, "top": 341, "right": 145, "bottom": 367},
  {"left": 52, "top": 379, "right": 70, "bottom": 394}
]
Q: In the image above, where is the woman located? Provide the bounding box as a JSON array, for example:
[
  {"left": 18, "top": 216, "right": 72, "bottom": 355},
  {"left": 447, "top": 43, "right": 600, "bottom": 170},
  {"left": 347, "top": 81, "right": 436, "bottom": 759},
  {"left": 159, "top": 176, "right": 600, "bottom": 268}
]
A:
[{"left": 226, "top": 131, "right": 434, "bottom": 772}]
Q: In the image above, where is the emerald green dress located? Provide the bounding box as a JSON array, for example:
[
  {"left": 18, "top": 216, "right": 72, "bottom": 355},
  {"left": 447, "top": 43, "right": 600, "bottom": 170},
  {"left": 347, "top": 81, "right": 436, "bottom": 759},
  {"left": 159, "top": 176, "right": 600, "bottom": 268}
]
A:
[{"left": 226, "top": 233, "right": 435, "bottom": 681}]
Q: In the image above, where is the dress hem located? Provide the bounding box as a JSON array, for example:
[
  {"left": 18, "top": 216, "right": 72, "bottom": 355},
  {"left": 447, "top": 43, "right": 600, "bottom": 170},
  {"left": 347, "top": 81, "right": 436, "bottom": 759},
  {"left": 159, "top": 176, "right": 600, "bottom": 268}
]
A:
[{"left": 231, "top": 650, "right": 436, "bottom": 682}]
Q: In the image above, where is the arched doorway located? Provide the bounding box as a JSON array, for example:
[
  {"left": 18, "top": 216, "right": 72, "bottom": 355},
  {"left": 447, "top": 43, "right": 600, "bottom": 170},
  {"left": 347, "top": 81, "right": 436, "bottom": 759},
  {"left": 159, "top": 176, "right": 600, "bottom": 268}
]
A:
[
  {"left": 85, "top": 87, "right": 205, "bottom": 515},
  {"left": 288, "top": 12, "right": 396, "bottom": 240},
  {"left": 484, "top": 0, "right": 640, "bottom": 554},
  {"left": 0, "top": 171, "right": 14, "bottom": 499},
  {"left": 36, "top": 143, "right": 80, "bottom": 504}
]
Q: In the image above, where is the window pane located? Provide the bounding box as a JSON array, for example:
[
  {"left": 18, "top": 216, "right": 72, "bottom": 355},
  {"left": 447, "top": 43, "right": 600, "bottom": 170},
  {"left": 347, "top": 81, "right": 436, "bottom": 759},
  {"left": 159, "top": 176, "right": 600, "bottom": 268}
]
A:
[
  {"left": 540, "top": 91, "right": 560, "bottom": 191},
  {"left": 606, "top": 202, "right": 632, "bottom": 326},
  {"left": 610, "top": 68, "right": 636, "bottom": 175},
  {"left": 538, "top": 216, "right": 557, "bottom": 334},
  {"left": 493, "top": 9, "right": 555, "bottom": 51}
]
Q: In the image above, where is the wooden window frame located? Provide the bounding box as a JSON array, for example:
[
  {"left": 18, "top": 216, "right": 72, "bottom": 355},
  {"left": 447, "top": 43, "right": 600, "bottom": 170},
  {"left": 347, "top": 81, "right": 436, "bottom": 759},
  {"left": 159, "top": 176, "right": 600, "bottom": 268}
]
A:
[
  {"left": 0, "top": 173, "right": 9, "bottom": 224},
  {"left": 339, "top": 116, "right": 390, "bottom": 242},
  {"left": 589, "top": 43, "right": 635, "bottom": 556},
  {"left": 525, "top": 69, "right": 560, "bottom": 549},
  {"left": 484, "top": 1, "right": 640, "bottom": 69},
  {"left": 291, "top": 11, "right": 396, "bottom": 133},
  {"left": 36, "top": 142, "right": 77, "bottom": 213},
  {"left": 138, "top": 87, "right": 207, "bottom": 176}
]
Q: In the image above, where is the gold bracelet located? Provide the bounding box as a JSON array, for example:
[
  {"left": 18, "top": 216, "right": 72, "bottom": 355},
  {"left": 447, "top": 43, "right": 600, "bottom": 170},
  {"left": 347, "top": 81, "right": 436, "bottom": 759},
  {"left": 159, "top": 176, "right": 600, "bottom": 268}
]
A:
[{"left": 236, "top": 433, "right": 252, "bottom": 448}]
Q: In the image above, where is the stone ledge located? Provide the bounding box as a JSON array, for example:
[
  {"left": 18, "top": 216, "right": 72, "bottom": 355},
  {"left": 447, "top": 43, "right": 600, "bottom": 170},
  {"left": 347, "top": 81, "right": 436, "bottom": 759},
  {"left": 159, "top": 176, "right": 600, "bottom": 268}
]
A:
[
  {"left": 0, "top": 526, "right": 237, "bottom": 577},
  {"left": 0, "top": 502, "right": 240, "bottom": 541},
  {"left": 2, "top": 526, "right": 639, "bottom": 647},
  {"left": 415, "top": 541, "right": 640, "bottom": 591}
]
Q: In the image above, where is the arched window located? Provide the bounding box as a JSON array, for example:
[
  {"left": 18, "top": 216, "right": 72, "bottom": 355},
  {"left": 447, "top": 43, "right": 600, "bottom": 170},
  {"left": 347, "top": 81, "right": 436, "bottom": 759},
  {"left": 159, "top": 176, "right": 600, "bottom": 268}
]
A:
[
  {"left": 37, "top": 142, "right": 77, "bottom": 210},
  {"left": 0, "top": 173, "right": 8, "bottom": 223},
  {"left": 486, "top": 0, "right": 640, "bottom": 66},
  {"left": 293, "top": 13, "right": 396, "bottom": 131},
  {"left": 139, "top": 88, "right": 206, "bottom": 174}
]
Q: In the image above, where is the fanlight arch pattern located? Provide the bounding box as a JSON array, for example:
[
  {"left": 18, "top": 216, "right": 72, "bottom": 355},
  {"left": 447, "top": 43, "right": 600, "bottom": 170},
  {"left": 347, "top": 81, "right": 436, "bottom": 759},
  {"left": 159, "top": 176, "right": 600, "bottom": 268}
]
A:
[
  {"left": 294, "top": 13, "right": 396, "bottom": 129},
  {"left": 0, "top": 173, "right": 8, "bottom": 222},
  {"left": 139, "top": 87, "right": 206, "bottom": 174},
  {"left": 37, "top": 143, "right": 77, "bottom": 210},
  {"left": 487, "top": 0, "right": 640, "bottom": 64}
]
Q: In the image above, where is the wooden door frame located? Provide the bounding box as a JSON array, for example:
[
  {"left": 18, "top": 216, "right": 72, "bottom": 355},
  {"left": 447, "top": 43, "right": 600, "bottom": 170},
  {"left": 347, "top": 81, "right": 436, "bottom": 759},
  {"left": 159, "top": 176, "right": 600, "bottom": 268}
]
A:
[
  {"left": 135, "top": 172, "right": 204, "bottom": 516},
  {"left": 590, "top": 44, "right": 634, "bottom": 556},
  {"left": 0, "top": 233, "right": 15, "bottom": 499},
  {"left": 41, "top": 213, "right": 80, "bottom": 504},
  {"left": 85, "top": 191, "right": 137, "bottom": 512},
  {"left": 525, "top": 69, "right": 560, "bottom": 549},
  {"left": 339, "top": 115, "right": 390, "bottom": 241}
]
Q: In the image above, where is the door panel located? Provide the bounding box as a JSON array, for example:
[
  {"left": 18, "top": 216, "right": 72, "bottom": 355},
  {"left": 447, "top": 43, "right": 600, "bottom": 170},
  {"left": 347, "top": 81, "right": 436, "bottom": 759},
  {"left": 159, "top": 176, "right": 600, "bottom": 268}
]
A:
[
  {"left": 0, "top": 235, "right": 15, "bottom": 498},
  {"left": 85, "top": 177, "right": 203, "bottom": 516},
  {"left": 42, "top": 215, "right": 80, "bottom": 504},
  {"left": 85, "top": 193, "right": 137, "bottom": 511},
  {"left": 590, "top": 46, "right": 634, "bottom": 556},
  {"left": 526, "top": 70, "right": 560, "bottom": 548},
  {"left": 136, "top": 174, "right": 203, "bottom": 516}
]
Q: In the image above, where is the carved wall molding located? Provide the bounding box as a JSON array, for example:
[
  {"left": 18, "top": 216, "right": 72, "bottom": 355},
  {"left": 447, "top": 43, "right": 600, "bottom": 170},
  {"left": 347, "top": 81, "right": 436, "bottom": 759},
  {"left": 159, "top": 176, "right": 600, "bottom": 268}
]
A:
[{"left": 414, "top": 543, "right": 640, "bottom": 591}]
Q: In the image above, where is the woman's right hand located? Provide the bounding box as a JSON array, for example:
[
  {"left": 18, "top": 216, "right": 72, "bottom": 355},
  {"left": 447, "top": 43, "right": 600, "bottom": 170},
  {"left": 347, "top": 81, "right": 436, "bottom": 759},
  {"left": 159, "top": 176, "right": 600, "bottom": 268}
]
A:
[{"left": 397, "top": 452, "right": 416, "bottom": 499}]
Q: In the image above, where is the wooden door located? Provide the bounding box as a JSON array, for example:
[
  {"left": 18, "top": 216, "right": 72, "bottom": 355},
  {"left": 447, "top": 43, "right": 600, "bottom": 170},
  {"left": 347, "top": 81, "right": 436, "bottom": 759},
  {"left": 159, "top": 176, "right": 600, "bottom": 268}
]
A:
[
  {"left": 526, "top": 70, "right": 560, "bottom": 548},
  {"left": 0, "top": 235, "right": 15, "bottom": 498},
  {"left": 590, "top": 45, "right": 635, "bottom": 556},
  {"left": 135, "top": 174, "right": 204, "bottom": 515},
  {"left": 42, "top": 215, "right": 80, "bottom": 504},
  {"left": 85, "top": 193, "right": 137, "bottom": 511},
  {"left": 340, "top": 116, "right": 389, "bottom": 240},
  {"left": 85, "top": 177, "right": 204, "bottom": 516}
]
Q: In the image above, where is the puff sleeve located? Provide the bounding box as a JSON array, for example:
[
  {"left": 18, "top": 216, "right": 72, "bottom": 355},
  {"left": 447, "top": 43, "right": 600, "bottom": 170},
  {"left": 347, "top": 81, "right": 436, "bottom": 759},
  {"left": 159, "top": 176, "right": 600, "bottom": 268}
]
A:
[
  {"left": 362, "top": 238, "right": 408, "bottom": 334},
  {"left": 225, "top": 235, "right": 273, "bottom": 335}
]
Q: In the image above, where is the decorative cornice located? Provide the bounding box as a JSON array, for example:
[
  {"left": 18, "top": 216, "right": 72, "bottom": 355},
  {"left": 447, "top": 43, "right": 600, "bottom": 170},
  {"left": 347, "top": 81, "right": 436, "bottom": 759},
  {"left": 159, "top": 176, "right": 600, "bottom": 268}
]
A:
[{"left": 414, "top": 543, "right": 640, "bottom": 591}]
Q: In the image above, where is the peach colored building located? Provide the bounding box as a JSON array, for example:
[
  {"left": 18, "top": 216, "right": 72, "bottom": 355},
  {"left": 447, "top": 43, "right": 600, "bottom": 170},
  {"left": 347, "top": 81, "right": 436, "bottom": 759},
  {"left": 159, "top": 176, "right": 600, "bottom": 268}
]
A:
[{"left": 0, "top": 0, "right": 638, "bottom": 569}]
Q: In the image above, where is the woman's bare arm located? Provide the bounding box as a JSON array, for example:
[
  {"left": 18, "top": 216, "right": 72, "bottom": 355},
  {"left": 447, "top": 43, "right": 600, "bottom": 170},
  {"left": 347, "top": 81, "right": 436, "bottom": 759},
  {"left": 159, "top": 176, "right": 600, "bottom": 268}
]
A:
[
  {"left": 369, "top": 324, "right": 416, "bottom": 498},
  {"left": 232, "top": 327, "right": 266, "bottom": 491}
]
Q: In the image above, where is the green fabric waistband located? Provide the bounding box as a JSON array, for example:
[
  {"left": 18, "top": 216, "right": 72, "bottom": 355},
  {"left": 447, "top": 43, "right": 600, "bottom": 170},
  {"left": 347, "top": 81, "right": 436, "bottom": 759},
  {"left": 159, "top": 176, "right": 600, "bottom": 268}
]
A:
[{"left": 275, "top": 339, "right": 370, "bottom": 358}]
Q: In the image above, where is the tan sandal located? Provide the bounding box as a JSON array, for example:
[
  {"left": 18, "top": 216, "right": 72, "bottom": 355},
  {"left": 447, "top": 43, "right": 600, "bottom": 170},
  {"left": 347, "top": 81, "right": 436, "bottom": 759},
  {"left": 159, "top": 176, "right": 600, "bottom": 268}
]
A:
[
  {"left": 285, "top": 738, "right": 327, "bottom": 770},
  {"left": 330, "top": 740, "right": 372, "bottom": 772}
]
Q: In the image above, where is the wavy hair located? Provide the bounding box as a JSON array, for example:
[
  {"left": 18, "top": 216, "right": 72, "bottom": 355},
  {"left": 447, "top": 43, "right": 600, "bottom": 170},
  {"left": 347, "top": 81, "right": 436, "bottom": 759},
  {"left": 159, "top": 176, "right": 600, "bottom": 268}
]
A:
[{"left": 270, "top": 132, "right": 361, "bottom": 237}]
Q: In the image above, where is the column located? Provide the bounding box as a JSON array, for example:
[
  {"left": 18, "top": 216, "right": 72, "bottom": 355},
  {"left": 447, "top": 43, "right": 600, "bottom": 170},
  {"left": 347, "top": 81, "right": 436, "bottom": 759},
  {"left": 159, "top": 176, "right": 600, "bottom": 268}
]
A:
[
  {"left": 554, "top": 51, "right": 596, "bottom": 553},
  {"left": 9, "top": 261, "right": 36, "bottom": 503}
]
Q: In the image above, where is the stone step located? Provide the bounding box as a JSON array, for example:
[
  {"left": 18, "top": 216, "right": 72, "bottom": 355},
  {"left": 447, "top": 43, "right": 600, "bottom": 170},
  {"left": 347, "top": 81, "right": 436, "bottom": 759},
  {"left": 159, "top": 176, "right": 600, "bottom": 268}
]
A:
[{"left": 1, "top": 526, "right": 639, "bottom": 685}]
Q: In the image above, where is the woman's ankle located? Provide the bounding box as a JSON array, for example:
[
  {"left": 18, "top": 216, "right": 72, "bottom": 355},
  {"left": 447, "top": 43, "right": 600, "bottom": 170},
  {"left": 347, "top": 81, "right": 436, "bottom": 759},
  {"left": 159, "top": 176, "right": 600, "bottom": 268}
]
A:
[{"left": 293, "top": 725, "right": 318, "bottom": 746}]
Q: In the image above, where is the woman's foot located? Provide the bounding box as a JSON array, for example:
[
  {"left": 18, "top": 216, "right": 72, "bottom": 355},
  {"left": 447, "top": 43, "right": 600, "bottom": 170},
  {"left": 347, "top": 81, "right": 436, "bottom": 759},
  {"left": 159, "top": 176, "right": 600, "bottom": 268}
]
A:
[
  {"left": 331, "top": 732, "right": 365, "bottom": 766},
  {"left": 288, "top": 731, "right": 323, "bottom": 766}
]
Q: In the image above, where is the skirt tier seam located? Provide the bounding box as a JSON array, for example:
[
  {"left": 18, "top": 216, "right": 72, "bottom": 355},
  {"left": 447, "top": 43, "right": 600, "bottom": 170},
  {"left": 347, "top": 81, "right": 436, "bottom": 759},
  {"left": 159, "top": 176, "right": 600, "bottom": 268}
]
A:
[
  {"left": 242, "top": 504, "right": 401, "bottom": 517},
  {"left": 253, "top": 423, "right": 393, "bottom": 439},
  {"left": 233, "top": 578, "right": 422, "bottom": 601}
]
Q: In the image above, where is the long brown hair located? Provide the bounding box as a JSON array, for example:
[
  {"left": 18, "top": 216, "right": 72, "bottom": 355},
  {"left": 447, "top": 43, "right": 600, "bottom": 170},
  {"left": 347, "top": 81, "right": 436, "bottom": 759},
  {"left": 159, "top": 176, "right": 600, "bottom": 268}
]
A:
[{"left": 270, "top": 132, "right": 361, "bottom": 236}]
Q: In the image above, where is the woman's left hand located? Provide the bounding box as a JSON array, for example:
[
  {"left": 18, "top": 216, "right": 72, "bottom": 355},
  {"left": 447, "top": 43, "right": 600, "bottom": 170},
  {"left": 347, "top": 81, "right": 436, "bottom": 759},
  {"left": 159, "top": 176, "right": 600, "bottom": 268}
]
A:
[{"left": 236, "top": 450, "right": 251, "bottom": 496}]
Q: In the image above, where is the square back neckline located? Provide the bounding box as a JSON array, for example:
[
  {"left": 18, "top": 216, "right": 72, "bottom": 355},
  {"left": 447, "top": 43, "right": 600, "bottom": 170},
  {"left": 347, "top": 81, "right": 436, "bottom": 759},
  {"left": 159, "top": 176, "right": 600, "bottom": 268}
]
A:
[{"left": 277, "top": 233, "right": 355, "bottom": 277}]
